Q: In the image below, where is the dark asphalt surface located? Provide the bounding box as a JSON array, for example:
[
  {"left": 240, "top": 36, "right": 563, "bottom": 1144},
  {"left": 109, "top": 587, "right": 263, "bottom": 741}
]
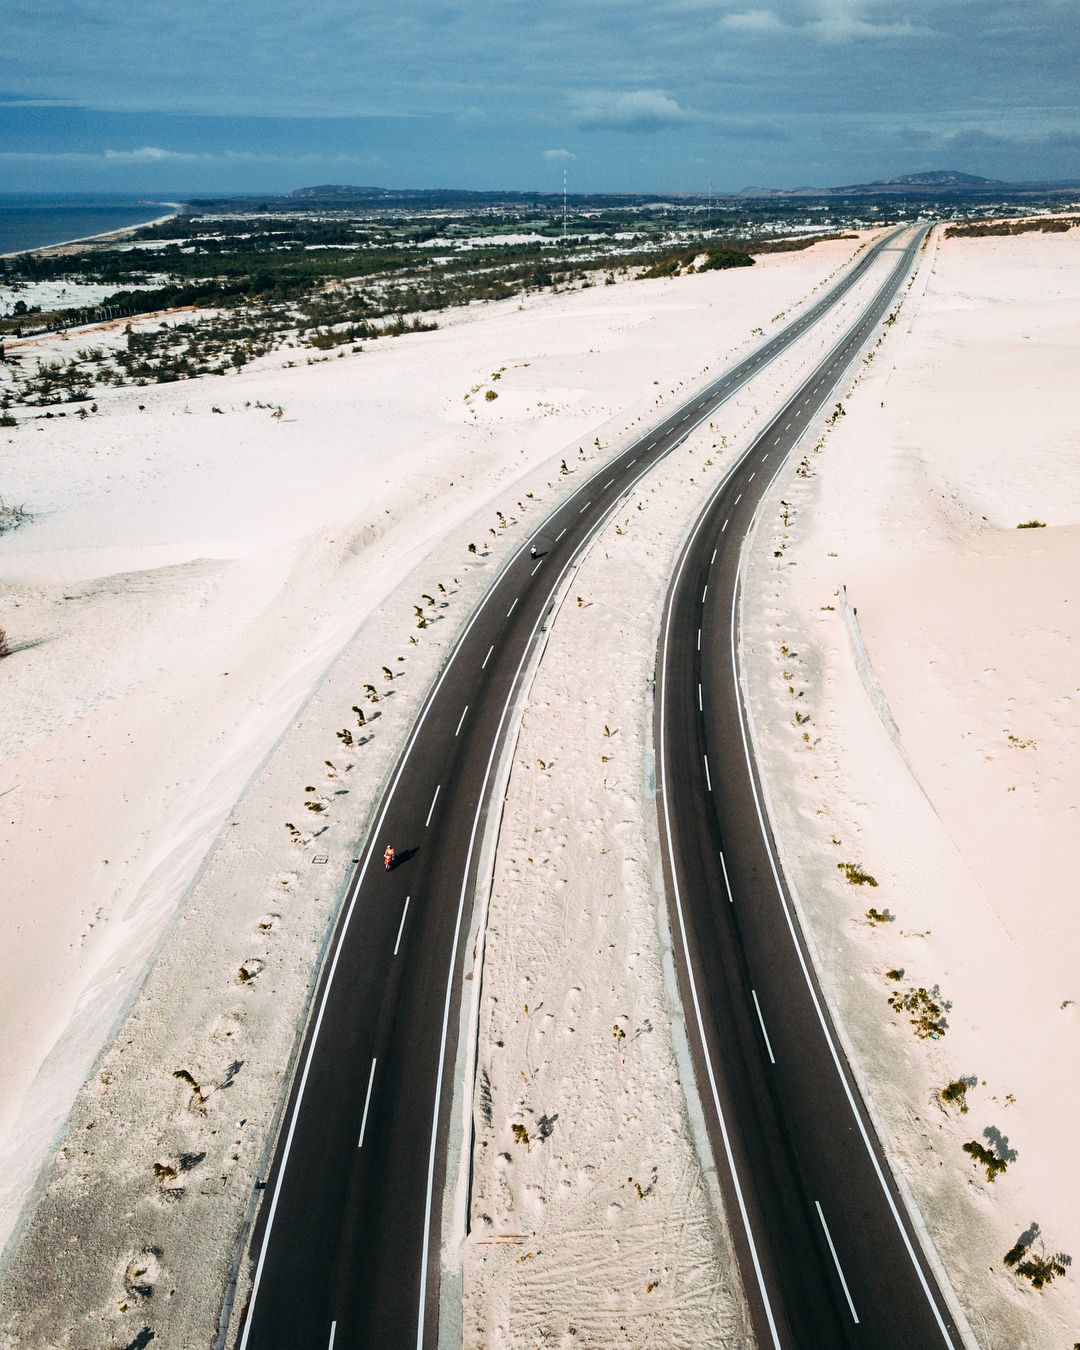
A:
[
  {"left": 234, "top": 227, "right": 938, "bottom": 1350},
  {"left": 656, "top": 227, "right": 963, "bottom": 1348}
]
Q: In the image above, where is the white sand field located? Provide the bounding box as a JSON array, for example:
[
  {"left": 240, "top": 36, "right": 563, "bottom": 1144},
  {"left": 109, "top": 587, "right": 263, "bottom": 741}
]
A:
[
  {"left": 740, "top": 223, "right": 1080, "bottom": 1347},
  {"left": 1, "top": 220, "right": 1077, "bottom": 1347},
  {"left": 0, "top": 236, "right": 866, "bottom": 1346}
]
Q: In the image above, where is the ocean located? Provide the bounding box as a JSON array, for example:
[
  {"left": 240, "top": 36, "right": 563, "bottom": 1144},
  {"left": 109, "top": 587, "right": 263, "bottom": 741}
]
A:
[{"left": 0, "top": 194, "right": 180, "bottom": 257}]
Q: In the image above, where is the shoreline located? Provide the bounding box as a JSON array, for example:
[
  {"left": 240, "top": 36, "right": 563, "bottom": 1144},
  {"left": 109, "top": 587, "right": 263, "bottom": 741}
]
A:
[{"left": 0, "top": 202, "right": 186, "bottom": 262}]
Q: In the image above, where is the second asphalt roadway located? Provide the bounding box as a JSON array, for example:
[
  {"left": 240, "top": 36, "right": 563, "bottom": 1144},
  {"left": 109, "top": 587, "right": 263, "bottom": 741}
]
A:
[{"left": 235, "top": 224, "right": 963, "bottom": 1348}]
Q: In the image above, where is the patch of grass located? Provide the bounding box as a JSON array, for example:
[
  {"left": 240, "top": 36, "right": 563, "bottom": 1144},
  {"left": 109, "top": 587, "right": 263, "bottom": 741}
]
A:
[
  {"left": 1004, "top": 1224, "right": 1070, "bottom": 1288},
  {"left": 966, "top": 1139, "right": 1009, "bottom": 1182},
  {"left": 1016, "top": 519, "right": 1046, "bottom": 529},
  {"left": 888, "top": 985, "right": 947, "bottom": 1039},
  {"left": 939, "top": 1077, "right": 973, "bottom": 1112},
  {"left": 839, "top": 861, "right": 878, "bottom": 887}
]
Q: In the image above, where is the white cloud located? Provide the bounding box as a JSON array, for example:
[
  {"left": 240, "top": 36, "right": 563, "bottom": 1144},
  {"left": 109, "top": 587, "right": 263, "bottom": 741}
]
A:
[
  {"left": 810, "top": 15, "right": 932, "bottom": 42},
  {"left": 543, "top": 147, "right": 576, "bottom": 161},
  {"left": 103, "top": 146, "right": 201, "bottom": 162},
  {"left": 569, "top": 88, "right": 700, "bottom": 132},
  {"left": 719, "top": 10, "right": 787, "bottom": 33}
]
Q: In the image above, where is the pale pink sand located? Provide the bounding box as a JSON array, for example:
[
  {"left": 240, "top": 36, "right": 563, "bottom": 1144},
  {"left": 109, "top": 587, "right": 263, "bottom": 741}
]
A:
[
  {"left": 741, "top": 224, "right": 1080, "bottom": 1348},
  {"left": 0, "top": 235, "right": 872, "bottom": 1346}
]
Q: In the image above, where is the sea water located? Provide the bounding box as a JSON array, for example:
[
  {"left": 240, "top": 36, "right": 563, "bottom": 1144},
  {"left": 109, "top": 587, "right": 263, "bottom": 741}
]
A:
[{"left": 0, "top": 194, "right": 179, "bottom": 257}]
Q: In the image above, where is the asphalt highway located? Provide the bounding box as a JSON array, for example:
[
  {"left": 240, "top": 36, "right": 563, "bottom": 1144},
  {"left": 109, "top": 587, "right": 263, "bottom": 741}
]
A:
[
  {"left": 234, "top": 226, "right": 933, "bottom": 1349},
  {"left": 655, "top": 226, "right": 964, "bottom": 1348}
]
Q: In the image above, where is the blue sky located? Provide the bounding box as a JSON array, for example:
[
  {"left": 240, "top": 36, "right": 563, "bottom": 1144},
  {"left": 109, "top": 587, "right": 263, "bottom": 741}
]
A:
[{"left": 3, "top": 0, "right": 1078, "bottom": 196}]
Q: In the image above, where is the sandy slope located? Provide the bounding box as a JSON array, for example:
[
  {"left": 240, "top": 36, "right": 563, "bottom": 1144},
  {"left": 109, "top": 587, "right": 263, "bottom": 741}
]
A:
[
  {"left": 740, "top": 224, "right": 1080, "bottom": 1347},
  {"left": 0, "top": 236, "right": 868, "bottom": 1346}
]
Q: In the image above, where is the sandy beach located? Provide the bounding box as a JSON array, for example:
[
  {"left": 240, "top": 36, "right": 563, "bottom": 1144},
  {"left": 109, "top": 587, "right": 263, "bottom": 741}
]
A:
[{"left": 1, "top": 220, "right": 1078, "bottom": 1346}]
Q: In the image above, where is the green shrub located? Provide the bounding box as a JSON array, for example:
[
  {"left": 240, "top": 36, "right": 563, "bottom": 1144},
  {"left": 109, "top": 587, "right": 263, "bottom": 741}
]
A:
[{"left": 839, "top": 861, "right": 878, "bottom": 887}]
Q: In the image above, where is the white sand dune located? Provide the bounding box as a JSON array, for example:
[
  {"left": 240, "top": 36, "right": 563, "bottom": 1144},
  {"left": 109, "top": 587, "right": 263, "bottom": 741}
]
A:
[
  {"left": 0, "top": 237, "right": 865, "bottom": 1346},
  {"left": 740, "top": 224, "right": 1080, "bottom": 1348},
  {"left": 3, "top": 221, "right": 1075, "bottom": 1348}
]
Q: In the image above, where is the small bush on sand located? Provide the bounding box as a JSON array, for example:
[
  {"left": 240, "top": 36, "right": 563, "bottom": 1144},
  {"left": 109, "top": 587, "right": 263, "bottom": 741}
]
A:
[
  {"left": 888, "top": 985, "right": 947, "bottom": 1039},
  {"left": 963, "top": 1139, "right": 1007, "bottom": 1181},
  {"left": 940, "top": 1078, "right": 973, "bottom": 1112},
  {"left": 839, "top": 861, "right": 878, "bottom": 886}
]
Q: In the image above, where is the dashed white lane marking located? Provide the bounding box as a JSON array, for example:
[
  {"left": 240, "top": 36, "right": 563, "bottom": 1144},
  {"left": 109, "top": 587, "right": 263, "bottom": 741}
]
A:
[
  {"left": 697, "top": 628, "right": 702, "bottom": 651},
  {"left": 752, "top": 989, "right": 776, "bottom": 1064},
  {"left": 393, "top": 896, "right": 411, "bottom": 956},
  {"left": 711, "top": 547, "right": 718, "bottom": 565},
  {"left": 734, "top": 493, "right": 742, "bottom": 505},
  {"left": 703, "top": 753, "right": 713, "bottom": 792},
  {"left": 773, "top": 436, "right": 781, "bottom": 445},
  {"left": 761, "top": 453, "right": 770, "bottom": 462},
  {"left": 748, "top": 471, "right": 756, "bottom": 482},
  {"left": 357, "top": 1059, "right": 377, "bottom": 1149},
  {"left": 603, "top": 478, "right": 615, "bottom": 489},
  {"left": 719, "top": 850, "right": 735, "bottom": 905},
  {"left": 784, "top": 421, "right": 792, "bottom": 430},
  {"left": 578, "top": 500, "right": 591, "bottom": 513},
  {"left": 482, "top": 645, "right": 494, "bottom": 669},
  {"left": 701, "top": 584, "right": 708, "bottom": 603},
  {"left": 721, "top": 518, "right": 729, "bottom": 533},
  {"left": 628, "top": 457, "right": 638, "bottom": 465},
  {"left": 328, "top": 1320, "right": 337, "bottom": 1349},
  {"left": 506, "top": 597, "right": 518, "bottom": 617},
  {"left": 698, "top": 683, "right": 703, "bottom": 712},
  {"left": 816, "top": 1202, "right": 860, "bottom": 1324},
  {"left": 556, "top": 527, "right": 567, "bottom": 541},
  {"left": 425, "top": 784, "right": 441, "bottom": 827},
  {"left": 454, "top": 705, "right": 468, "bottom": 737},
  {"left": 531, "top": 560, "right": 542, "bottom": 575}
]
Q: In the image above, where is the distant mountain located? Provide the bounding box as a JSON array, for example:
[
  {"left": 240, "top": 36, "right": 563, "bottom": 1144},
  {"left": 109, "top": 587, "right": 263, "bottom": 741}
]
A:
[
  {"left": 844, "top": 170, "right": 1004, "bottom": 190},
  {"left": 831, "top": 168, "right": 1009, "bottom": 193},
  {"left": 735, "top": 169, "right": 1080, "bottom": 200},
  {"left": 186, "top": 170, "right": 1080, "bottom": 219}
]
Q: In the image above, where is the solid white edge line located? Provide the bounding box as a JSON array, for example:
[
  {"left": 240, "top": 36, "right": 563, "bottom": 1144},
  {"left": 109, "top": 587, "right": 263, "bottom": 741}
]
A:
[
  {"left": 239, "top": 226, "right": 911, "bottom": 1350},
  {"left": 751, "top": 989, "right": 776, "bottom": 1065},
  {"left": 393, "top": 896, "right": 411, "bottom": 956},
  {"left": 657, "top": 479, "right": 783, "bottom": 1350},
  {"left": 649, "top": 224, "right": 940, "bottom": 1350},
  {"left": 815, "top": 1202, "right": 859, "bottom": 1324},
  {"left": 454, "top": 706, "right": 468, "bottom": 737},
  {"left": 425, "top": 784, "right": 441, "bottom": 827},
  {"left": 358, "top": 1059, "right": 378, "bottom": 1149},
  {"left": 726, "top": 249, "right": 959, "bottom": 1347},
  {"left": 415, "top": 435, "right": 715, "bottom": 1347}
]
